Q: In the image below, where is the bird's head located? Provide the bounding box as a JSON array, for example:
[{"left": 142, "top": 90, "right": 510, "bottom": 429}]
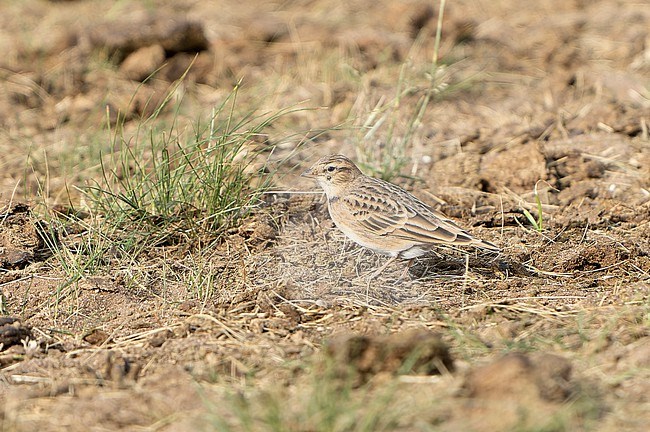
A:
[{"left": 301, "top": 154, "right": 362, "bottom": 197}]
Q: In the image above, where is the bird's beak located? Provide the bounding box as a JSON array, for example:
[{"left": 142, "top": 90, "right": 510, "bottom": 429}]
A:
[{"left": 301, "top": 166, "right": 316, "bottom": 178}]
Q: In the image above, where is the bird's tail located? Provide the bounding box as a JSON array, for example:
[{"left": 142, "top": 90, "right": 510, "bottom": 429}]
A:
[{"left": 472, "top": 238, "right": 500, "bottom": 252}]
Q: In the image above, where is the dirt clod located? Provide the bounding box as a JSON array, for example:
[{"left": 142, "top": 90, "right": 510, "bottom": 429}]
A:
[
  {"left": 463, "top": 352, "right": 573, "bottom": 402},
  {"left": 457, "top": 352, "right": 579, "bottom": 430},
  {"left": 0, "top": 203, "right": 43, "bottom": 270},
  {"left": 119, "top": 44, "right": 166, "bottom": 82},
  {"left": 85, "top": 12, "right": 209, "bottom": 62},
  {"left": 324, "top": 329, "right": 453, "bottom": 385},
  {"left": 0, "top": 317, "right": 32, "bottom": 351},
  {"left": 83, "top": 329, "right": 110, "bottom": 346}
]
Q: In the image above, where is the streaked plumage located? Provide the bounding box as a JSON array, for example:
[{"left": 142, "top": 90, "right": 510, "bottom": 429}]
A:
[{"left": 301, "top": 154, "right": 498, "bottom": 278}]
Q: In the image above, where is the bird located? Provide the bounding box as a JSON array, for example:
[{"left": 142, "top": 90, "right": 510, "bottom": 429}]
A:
[{"left": 301, "top": 154, "right": 499, "bottom": 280}]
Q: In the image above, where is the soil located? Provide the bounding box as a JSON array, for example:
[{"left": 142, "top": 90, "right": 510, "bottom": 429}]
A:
[{"left": 1, "top": 0, "right": 649, "bottom": 430}]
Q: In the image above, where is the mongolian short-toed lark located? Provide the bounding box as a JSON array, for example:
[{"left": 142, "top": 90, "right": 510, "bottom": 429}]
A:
[{"left": 301, "top": 154, "right": 499, "bottom": 279}]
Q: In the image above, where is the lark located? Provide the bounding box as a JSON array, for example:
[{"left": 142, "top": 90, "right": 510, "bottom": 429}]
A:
[{"left": 301, "top": 154, "right": 499, "bottom": 280}]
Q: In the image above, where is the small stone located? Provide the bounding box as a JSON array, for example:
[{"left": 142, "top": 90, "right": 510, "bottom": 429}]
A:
[{"left": 120, "top": 45, "right": 166, "bottom": 82}]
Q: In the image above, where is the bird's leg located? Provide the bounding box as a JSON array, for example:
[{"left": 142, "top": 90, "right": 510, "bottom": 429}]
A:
[
  {"left": 364, "top": 255, "right": 397, "bottom": 298},
  {"left": 398, "top": 259, "right": 414, "bottom": 281},
  {"left": 369, "top": 255, "right": 397, "bottom": 281}
]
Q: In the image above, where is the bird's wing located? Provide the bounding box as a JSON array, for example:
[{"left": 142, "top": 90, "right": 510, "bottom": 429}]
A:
[
  {"left": 403, "top": 200, "right": 500, "bottom": 250},
  {"left": 342, "top": 187, "right": 410, "bottom": 237},
  {"left": 399, "top": 205, "right": 475, "bottom": 245},
  {"left": 344, "top": 178, "right": 477, "bottom": 246}
]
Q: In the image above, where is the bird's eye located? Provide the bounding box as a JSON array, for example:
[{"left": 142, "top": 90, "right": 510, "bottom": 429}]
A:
[{"left": 326, "top": 166, "right": 336, "bottom": 172}]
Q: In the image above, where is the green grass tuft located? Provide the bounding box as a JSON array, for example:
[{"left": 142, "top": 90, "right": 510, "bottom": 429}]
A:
[
  {"left": 34, "top": 79, "right": 306, "bottom": 294},
  {"left": 80, "top": 83, "right": 296, "bottom": 254},
  {"left": 353, "top": 0, "right": 455, "bottom": 182}
]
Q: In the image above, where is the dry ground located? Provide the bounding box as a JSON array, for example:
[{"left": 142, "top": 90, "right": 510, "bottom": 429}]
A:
[{"left": 1, "top": 0, "right": 649, "bottom": 430}]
